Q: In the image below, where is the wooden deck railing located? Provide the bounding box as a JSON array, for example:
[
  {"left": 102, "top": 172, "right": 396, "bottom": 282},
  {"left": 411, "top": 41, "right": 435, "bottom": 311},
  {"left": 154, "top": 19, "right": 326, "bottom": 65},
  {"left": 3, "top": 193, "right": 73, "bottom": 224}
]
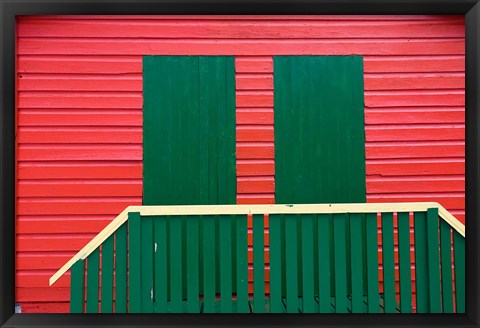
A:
[{"left": 50, "top": 202, "right": 465, "bottom": 314}]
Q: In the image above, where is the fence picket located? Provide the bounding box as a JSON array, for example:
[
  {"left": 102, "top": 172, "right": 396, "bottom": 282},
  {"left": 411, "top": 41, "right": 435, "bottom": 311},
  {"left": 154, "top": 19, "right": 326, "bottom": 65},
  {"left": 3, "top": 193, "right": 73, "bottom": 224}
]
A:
[
  {"left": 101, "top": 235, "right": 114, "bottom": 313},
  {"left": 70, "top": 260, "right": 85, "bottom": 313},
  {"left": 86, "top": 248, "right": 100, "bottom": 313},
  {"left": 397, "top": 212, "right": 412, "bottom": 313}
]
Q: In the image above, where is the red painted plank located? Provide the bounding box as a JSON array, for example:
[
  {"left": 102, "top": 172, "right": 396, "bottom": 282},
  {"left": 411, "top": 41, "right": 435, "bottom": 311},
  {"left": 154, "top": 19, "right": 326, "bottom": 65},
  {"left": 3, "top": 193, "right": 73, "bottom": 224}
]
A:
[
  {"left": 236, "top": 91, "right": 273, "bottom": 108},
  {"left": 20, "top": 302, "right": 70, "bottom": 313},
  {"left": 18, "top": 55, "right": 464, "bottom": 75},
  {"left": 18, "top": 92, "right": 142, "bottom": 109},
  {"left": 18, "top": 110, "right": 142, "bottom": 127},
  {"left": 16, "top": 288, "right": 70, "bottom": 302},
  {"left": 364, "top": 56, "right": 464, "bottom": 73},
  {"left": 365, "top": 125, "right": 465, "bottom": 141},
  {"left": 365, "top": 91, "right": 465, "bottom": 107},
  {"left": 17, "top": 255, "right": 74, "bottom": 271},
  {"left": 17, "top": 39, "right": 465, "bottom": 55},
  {"left": 18, "top": 74, "right": 142, "bottom": 91},
  {"left": 236, "top": 74, "right": 273, "bottom": 90},
  {"left": 367, "top": 194, "right": 465, "bottom": 210},
  {"left": 365, "top": 142, "right": 464, "bottom": 159},
  {"left": 18, "top": 163, "right": 143, "bottom": 179},
  {"left": 365, "top": 108, "right": 465, "bottom": 125},
  {"left": 237, "top": 194, "right": 275, "bottom": 204},
  {"left": 364, "top": 73, "right": 464, "bottom": 90},
  {"left": 17, "top": 217, "right": 112, "bottom": 233},
  {"left": 236, "top": 126, "right": 274, "bottom": 142},
  {"left": 235, "top": 57, "right": 273, "bottom": 73},
  {"left": 236, "top": 109, "right": 273, "bottom": 125},
  {"left": 18, "top": 72, "right": 464, "bottom": 92},
  {"left": 18, "top": 145, "right": 142, "bottom": 161},
  {"left": 366, "top": 160, "right": 465, "bottom": 176},
  {"left": 17, "top": 180, "right": 142, "bottom": 197},
  {"left": 17, "top": 274, "right": 69, "bottom": 289},
  {"left": 17, "top": 198, "right": 141, "bottom": 215},
  {"left": 17, "top": 19, "right": 464, "bottom": 38},
  {"left": 17, "top": 55, "right": 142, "bottom": 74},
  {"left": 366, "top": 176, "right": 465, "bottom": 193},
  {"left": 17, "top": 235, "right": 96, "bottom": 252},
  {"left": 18, "top": 127, "right": 142, "bottom": 144},
  {"left": 236, "top": 143, "right": 274, "bottom": 159},
  {"left": 237, "top": 177, "right": 275, "bottom": 194},
  {"left": 236, "top": 160, "right": 274, "bottom": 176}
]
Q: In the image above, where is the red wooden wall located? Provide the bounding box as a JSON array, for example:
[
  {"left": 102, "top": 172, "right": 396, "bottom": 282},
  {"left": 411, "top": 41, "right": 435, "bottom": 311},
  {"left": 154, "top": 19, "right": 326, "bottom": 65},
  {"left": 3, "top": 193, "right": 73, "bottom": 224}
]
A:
[{"left": 15, "top": 15, "right": 465, "bottom": 313}]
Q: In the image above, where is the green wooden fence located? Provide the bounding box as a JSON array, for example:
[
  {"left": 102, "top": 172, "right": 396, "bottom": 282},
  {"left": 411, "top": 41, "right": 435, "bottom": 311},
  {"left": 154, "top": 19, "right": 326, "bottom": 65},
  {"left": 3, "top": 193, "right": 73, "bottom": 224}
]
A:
[{"left": 55, "top": 203, "right": 465, "bottom": 314}]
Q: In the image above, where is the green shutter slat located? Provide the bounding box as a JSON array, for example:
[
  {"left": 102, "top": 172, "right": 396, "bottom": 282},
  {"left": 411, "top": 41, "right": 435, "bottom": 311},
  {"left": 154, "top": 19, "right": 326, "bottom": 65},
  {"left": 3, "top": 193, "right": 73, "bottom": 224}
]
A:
[
  {"left": 203, "top": 215, "right": 216, "bottom": 313},
  {"left": 70, "top": 259, "right": 85, "bottom": 313},
  {"left": 169, "top": 217, "right": 183, "bottom": 313},
  {"left": 128, "top": 212, "right": 141, "bottom": 313},
  {"left": 439, "top": 220, "right": 453, "bottom": 313},
  {"left": 253, "top": 214, "right": 265, "bottom": 313},
  {"left": 154, "top": 216, "right": 168, "bottom": 313},
  {"left": 140, "top": 217, "right": 154, "bottom": 313},
  {"left": 186, "top": 217, "right": 200, "bottom": 313},
  {"left": 365, "top": 213, "right": 380, "bottom": 313},
  {"left": 414, "top": 211, "right": 429, "bottom": 313},
  {"left": 426, "top": 208, "right": 441, "bottom": 313},
  {"left": 236, "top": 215, "right": 249, "bottom": 313},
  {"left": 101, "top": 235, "right": 114, "bottom": 313},
  {"left": 301, "top": 214, "right": 315, "bottom": 313},
  {"left": 350, "top": 213, "right": 364, "bottom": 313},
  {"left": 219, "top": 216, "right": 233, "bottom": 313},
  {"left": 317, "top": 214, "right": 332, "bottom": 313},
  {"left": 285, "top": 214, "right": 299, "bottom": 313},
  {"left": 453, "top": 232, "right": 465, "bottom": 313},
  {"left": 86, "top": 248, "right": 100, "bottom": 313},
  {"left": 333, "top": 214, "right": 348, "bottom": 313},
  {"left": 269, "top": 215, "right": 283, "bottom": 313},
  {"left": 115, "top": 224, "right": 127, "bottom": 313},
  {"left": 381, "top": 212, "right": 396, "bottom": 313},
  {"left": 397, "top": 212, "right": 412, "bottom": 313}
]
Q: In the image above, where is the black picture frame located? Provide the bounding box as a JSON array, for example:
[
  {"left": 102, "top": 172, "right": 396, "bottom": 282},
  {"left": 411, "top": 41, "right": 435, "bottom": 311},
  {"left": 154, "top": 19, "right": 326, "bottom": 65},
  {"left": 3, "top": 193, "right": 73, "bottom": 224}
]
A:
[{"left": 1, "top": 1, "right": 478, "bottom": 327}]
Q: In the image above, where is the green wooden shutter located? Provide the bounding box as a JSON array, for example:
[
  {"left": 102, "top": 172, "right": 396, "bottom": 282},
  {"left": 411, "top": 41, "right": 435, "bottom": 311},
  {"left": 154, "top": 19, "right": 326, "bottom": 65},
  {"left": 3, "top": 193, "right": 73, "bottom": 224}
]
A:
[
  {"left": 143, "top": 56, "right": 237, "bottom": 301},
  {"left": 274, "top": 56, "right": 366, "bottom": 300},
  {"left": 143, "top": 56, "right": 236, "bottom": 206}
]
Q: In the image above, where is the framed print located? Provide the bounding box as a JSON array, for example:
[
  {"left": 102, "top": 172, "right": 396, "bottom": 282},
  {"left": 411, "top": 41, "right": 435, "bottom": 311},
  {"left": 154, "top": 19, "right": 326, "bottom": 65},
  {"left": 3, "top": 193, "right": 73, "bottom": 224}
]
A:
[{"left": 1, "top": 1, "right": 478, "bottom": 327}]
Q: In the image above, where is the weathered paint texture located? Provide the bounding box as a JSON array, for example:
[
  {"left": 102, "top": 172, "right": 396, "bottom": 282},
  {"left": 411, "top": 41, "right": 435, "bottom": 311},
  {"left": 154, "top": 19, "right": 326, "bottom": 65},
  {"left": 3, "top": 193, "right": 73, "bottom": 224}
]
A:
[{"left": 16, "top": 15, "right": 464, "bottom": 312}]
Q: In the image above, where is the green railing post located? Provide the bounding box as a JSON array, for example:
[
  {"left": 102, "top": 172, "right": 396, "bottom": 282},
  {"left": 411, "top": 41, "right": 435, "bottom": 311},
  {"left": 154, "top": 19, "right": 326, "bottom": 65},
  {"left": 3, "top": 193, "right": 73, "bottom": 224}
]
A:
[
  {"left": 70, "top": 259, "right": 85, "bottom": 313},
  {"left": 253, "top": 214, "right": 265, "bottom": 313},
  {"left": 115, "top": 223, "right": 127, "bottom": 313},
  {"left": 236, "top": 215, "right": 249, "bottom": 313},
  {"left": 439, "top": 220, "right": 453, "bottom": 313},
  {"left": 453, "top": 231, "right": 465, "bottom": 313},
  {"left": 381, "top": 212, "right": 396, "bottom": 313},
  {"left": 397, "top": 212, "right": 412, "bottom": 313},
  {"left": 128, "top": 212, "right": 141, "bottom": 313},
  {"left": 317, "top": 214, "right": 332, "bottom": 313},
  {"left": 350, "top": 213, "right": 364, "bottom": 313},
  {"left": 365, "top": 213, "right": 380, "bottom": 313},
  {"left": 101, "top": 235, "right": 114, "bottom": 313},
  {"left": 414, "top": 211, "right": 429, "bottom": 313},
  {"left": 426, "top": 208, "right": 441, "bottom": 313}
]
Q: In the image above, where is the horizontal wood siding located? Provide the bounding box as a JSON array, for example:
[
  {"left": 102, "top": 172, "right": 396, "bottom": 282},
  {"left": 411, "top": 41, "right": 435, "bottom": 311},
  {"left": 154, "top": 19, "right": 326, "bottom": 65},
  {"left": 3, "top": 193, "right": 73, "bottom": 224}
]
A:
[{"left": 16, "top": 15, "right": 464, "bottom": 313}]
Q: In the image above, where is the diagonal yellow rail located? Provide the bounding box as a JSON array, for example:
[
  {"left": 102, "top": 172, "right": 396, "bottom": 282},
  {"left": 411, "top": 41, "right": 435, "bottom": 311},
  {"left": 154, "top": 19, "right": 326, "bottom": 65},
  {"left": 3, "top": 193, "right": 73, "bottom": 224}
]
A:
[{"left": 49, "top": 202, "right": 465, "bottom": 286}]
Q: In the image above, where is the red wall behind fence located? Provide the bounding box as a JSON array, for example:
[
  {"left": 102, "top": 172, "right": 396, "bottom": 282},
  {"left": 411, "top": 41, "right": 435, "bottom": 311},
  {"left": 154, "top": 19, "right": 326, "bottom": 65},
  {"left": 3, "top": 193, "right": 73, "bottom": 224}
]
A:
[{"left": 15, "top": 15, "right": 465, "bottom": 313}]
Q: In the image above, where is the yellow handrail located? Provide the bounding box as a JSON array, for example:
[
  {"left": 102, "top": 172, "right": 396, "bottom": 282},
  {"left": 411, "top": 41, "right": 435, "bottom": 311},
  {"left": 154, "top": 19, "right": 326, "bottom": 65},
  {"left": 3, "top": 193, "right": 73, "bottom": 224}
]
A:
[{"left": 49, "top": 202, "right": 465, "bottom": 286}]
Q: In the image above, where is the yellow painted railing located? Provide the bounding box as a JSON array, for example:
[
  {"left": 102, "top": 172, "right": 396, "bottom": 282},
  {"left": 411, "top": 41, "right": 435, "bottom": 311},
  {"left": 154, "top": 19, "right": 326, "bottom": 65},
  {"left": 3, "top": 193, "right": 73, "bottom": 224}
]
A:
[{"left": 50, "top": 202, "right": 465, "bottom": 314}]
